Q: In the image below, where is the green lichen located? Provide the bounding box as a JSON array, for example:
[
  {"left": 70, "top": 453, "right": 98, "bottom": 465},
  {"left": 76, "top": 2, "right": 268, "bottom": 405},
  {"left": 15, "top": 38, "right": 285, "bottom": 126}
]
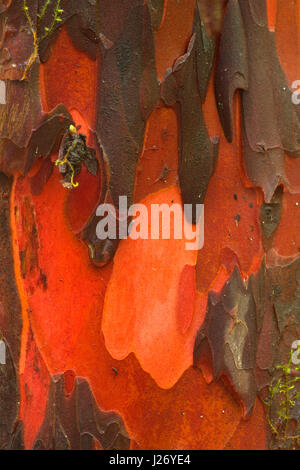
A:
[
  {"left": 264, "top": 344, "right": 300, "bottom": 449},
  {"left": 22, "top": 0, "right": 63, "bottom": 80}
]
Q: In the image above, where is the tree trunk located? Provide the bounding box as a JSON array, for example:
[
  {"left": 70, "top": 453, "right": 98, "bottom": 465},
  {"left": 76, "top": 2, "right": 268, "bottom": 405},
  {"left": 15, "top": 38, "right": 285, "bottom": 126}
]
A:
[{"left": 0, "top": 0, "right": 299, "bottom": 450}]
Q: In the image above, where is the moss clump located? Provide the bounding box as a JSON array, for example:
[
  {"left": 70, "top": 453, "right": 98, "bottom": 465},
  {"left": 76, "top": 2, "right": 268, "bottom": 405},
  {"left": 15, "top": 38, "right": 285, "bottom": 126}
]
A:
[{"left": 264, "top": 344, "right": 300, "bottom": 449}]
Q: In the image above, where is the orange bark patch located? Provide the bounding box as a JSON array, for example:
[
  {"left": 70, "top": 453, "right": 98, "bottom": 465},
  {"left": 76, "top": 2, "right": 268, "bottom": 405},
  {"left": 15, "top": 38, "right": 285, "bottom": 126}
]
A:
[
  {"left": 177, "top": 264, "right": 196, "bottom": 334},
  {"left": 224, "top": 398, "right": 267, "bottom": 450},
  {"left": 13, "top": 170, "right": 108, "bottom": 376},
  {"left": 20, "top": 328, "right": 50, "bottom": 450},
  {"left": 267, "top": 0, "right": 277, "bottom": 31},
  {"left": 123, "top": 365, "right": 242, "bottom": 450},
  {"left": 40, "top": 26, "right": 97, "bottom": 125},
  {"left": 102, "top": 186, "right": 201, "bottom": 388}
]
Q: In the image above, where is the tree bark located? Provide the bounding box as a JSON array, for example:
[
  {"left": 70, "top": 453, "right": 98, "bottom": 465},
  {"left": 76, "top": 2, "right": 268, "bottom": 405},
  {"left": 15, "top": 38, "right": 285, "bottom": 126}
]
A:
[{"left": 0, "top": 0, "right": 299, "bottom": 450}]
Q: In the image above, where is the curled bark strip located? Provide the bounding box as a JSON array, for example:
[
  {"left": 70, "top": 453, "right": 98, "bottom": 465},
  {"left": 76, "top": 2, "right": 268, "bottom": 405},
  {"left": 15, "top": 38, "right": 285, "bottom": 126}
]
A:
[
  {"left": 215, "top": 0, "right": 300, "bottom": 202},
  {"left": 161, "top": 5, "right": 218, "bottom": 224}
]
